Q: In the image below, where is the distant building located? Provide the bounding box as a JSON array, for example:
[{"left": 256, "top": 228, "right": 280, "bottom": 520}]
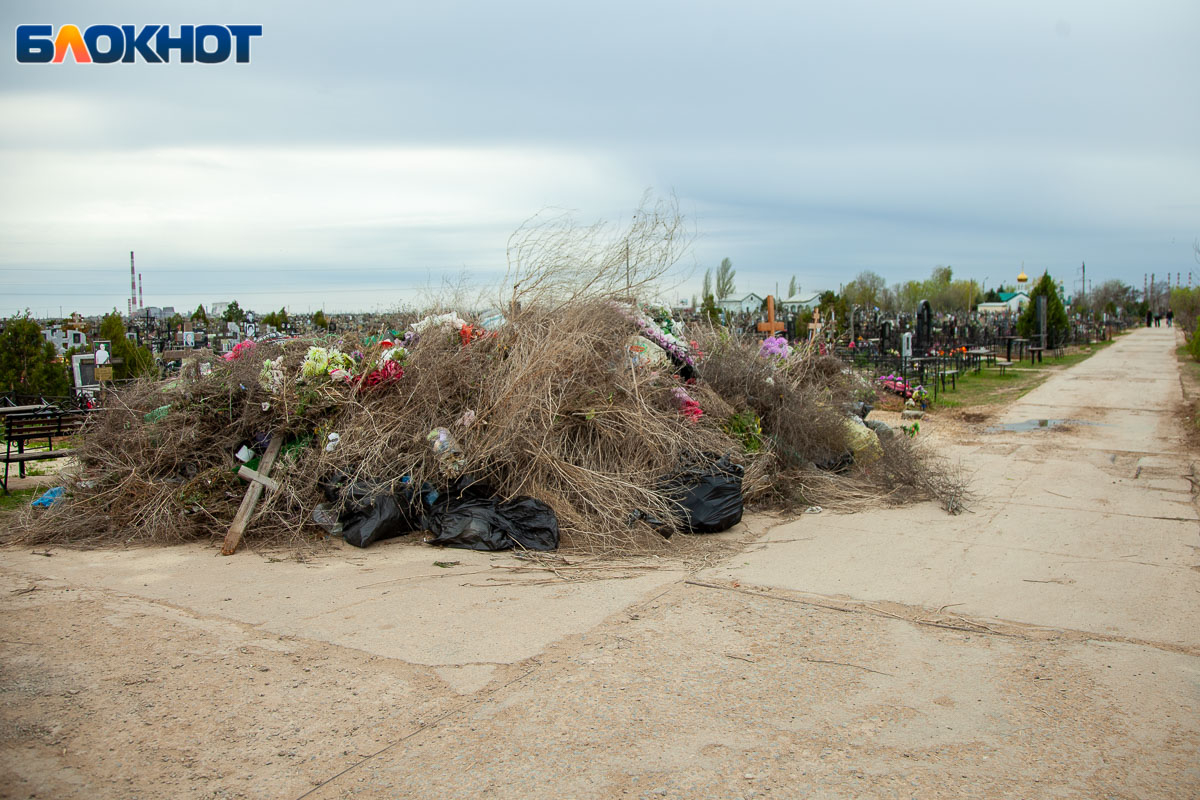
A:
[
  {"left": 780, "top": 293, "right": 823, "bottom": 313},
  {"left": 977, "top": 292, "right": 1029, "bottom": 314},
  {"left": 133, "top": 306, "right": 176, "bottom": 321},
  {"left": 978, "top": 270, "right": 1031, "bottom": 314},
  {"left": 716, "top": 293, "right": 765, "bottom": 313}
]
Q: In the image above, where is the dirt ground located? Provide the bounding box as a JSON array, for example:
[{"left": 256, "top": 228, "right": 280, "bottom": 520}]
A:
[{"left": 2, "top": 326, "right": 1197, "bottom": 799}]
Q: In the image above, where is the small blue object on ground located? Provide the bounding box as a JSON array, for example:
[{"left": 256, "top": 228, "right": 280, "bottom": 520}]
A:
[{"left": 31, "top": 487, "right": 64, "bottom": 507}]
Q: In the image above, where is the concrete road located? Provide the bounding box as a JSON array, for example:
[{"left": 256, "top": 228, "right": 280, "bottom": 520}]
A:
[{"left": 2, "top": 326, "right": 1197, "bottom": 799}]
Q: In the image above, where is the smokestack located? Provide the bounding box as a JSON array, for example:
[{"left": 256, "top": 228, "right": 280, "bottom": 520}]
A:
[
  {"left": 138, "top": 274, "right": 144, "bottom": 309},
  {"left": 130, "top": 251, "right": 137, "bottom": 313}
]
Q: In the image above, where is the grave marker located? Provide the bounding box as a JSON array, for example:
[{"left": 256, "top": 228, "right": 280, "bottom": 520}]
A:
[
  {"left": 222, "top": 433, "right": 285, "bottom": 555},
  {"left": 756, "top": 295, "right": 786, "bottom": 337}
]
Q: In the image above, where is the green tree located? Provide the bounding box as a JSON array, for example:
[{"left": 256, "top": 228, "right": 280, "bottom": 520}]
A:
[
  {"left": 787, "top": 275, "right": 798, "bottom": 298},
  {"left": 166, "top": 313, "right": 185, "bottom": 332},
  {"left": 222, "top": 300, "right": 246, "bottom": 324},
  {"left": 819, "top": 290, "right": 848, "bottom": 334},
  {"left": 701, "top": 269, "right": 712, "bottom": 302},
  {"left": 842, "top": 270, "right": 886, "bottom": 309},
  {"left": 191, "top": 304, "right": 208, "bottom": 324},
  {"left": 895, "top": 280, "right": 924, "bottom": 312},
  {"left": 0, "top": 313, "right": 69, "bottom": 397},
  {"left": 1016, "top": 272, "right": 1070, "bottom": 346},
  {"left": 312, "top": 309, "right": 329, "bottom": 330},
  {"left": 99, "top": 312, "right": 155, "bottom": 380},
  {"left": 715, "top": 257, "right": 736, "bottom": 301},
  {"left": 1170, "top": 286, "right": 1200, "bottom": 333},
  {"left": 699, "top": 294, "right": 721, "bottom": 324}
]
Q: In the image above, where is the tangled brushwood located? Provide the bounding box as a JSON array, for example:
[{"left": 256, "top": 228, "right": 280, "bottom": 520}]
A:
[
  {"left": 7, "top": 201, "right": 965, "bottom": 552},
  {"left": 7, "top": 297, "right": 966, "bottom": 553}
]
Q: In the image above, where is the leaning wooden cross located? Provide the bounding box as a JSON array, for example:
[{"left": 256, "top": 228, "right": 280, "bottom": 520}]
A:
[
  {"left": 222, "top": 433, "right": 285, "bottom": 555},
  {"left": 756, "top": 295, "right": 786, "bottom": 337},
  {"left": 807, "top": 307, "right": 823, "bottom": 341}
]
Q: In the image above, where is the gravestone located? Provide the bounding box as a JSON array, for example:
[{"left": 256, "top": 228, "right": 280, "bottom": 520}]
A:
[
  {"left": 879, "top": 320, "right": 893, "bottom": 352},
  {"left": 901, "top": 331, "right": 913, "bottom": 360},
  {"left": 915, "top": 300, "right": 933, "bottom": 351}
]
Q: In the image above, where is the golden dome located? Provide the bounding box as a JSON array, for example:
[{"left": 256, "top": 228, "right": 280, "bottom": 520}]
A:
[{"left": 1017, "top": 271, "right": 1028, "bottom": 283}]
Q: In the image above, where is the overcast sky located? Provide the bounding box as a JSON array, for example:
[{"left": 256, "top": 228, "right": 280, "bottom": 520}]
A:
[{"left": 2, "top": 0, "right": 1198, "bottom": 316}]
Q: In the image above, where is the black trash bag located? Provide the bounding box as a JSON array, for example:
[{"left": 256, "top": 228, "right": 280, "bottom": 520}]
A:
[
  {"left": 846, "top": 401, "right": 873, "bottom": 420},
  {"left": 814, "top": 451, "right": 854, "bottom": 472},
  {"left": 425, "top": 495, "right": 559, "bottom": 552},
  {"left": 317, "top": 472, "right": 421, "bottom": 548},
  {"left": 660, "top": 454, "right": 744, "bottom": 534}
]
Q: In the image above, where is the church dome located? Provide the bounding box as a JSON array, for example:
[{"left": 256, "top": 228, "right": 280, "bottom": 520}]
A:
[{"left": 1017, "top": 271, "right": 1028, "bottom": 283}]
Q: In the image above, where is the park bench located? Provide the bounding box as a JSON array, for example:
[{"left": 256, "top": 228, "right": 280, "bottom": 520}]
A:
[
  {"left": 2, "top": 410, "right": 90, "bottom": 493},
  {"left": 994, "top": 359, "right": 1013, "bottom": 375},
  {"left": 1028, "top": 346, "right": 1044, "bottom": 364}
]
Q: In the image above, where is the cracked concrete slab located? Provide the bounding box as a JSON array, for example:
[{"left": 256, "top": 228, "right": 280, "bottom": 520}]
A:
[{"left": 708, "top": 326, "right": 1200, "bottom": 650}]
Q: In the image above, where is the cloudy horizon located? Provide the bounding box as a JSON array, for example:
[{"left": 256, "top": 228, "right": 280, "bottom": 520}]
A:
[{"left": 3, "top": 0, "right": 1198, "bottom": 317}]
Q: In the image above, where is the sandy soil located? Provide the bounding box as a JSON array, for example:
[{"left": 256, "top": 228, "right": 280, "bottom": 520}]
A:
[{"left": 1, "top": 326, "right": 1197, "bottom": 799}]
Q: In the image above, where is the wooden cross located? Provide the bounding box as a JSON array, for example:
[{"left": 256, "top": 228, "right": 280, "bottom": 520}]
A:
[
  {"left": 222, "top": 433, "right": 285, "bottom": 555},
  {"left": 756, "top": 294, "right": 786, "bottom": 336},
  {"left": 807, "top": 307, "right": 823, "bottom": 340}
]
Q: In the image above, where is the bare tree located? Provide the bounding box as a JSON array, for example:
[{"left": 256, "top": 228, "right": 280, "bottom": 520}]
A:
[
  {"left": 715, "top": 257, "right": 736, "bottom": 300},
  {"left": 502, "top": 193, "right": 692, "bottom": 314},
  {"left": 787, "top": 275, "right": 798, "bottom": 298}
]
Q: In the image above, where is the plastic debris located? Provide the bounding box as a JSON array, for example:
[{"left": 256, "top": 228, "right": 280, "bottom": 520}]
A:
[
  {"left": 844, "top": 416, "right": 883, "bottom": 465},
  {"left": 425, "top": 494, "right": 559, "bottom": 552},
  {"left": 427, "top": 427, "right": 466, "bottom": 476},
  {"left": 659, "top": 454, "right": 745, "bottom": 534},
  {"left": 311, "top": 503, "right": 344, "bottom": 535},
  {"left": 31, "top": 487, "right": 64, "bottom": 507},
  {"left": 318, "top": 474, "right": 421, "bottom": 549}
]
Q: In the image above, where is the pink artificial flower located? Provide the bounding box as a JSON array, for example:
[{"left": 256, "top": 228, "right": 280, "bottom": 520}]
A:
[{"left": 223, "top": 339, "right": 256, "bottom": 361}]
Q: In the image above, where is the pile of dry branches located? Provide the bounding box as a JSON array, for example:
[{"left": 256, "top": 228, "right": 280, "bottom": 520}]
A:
[{"left": 7, "top": 199, "right": 965, "bottom": 552}]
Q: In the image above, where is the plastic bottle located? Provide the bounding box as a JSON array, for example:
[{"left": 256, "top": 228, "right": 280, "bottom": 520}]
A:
[{"left": 427, "top": 427, "right": 465, "bottom": 475}]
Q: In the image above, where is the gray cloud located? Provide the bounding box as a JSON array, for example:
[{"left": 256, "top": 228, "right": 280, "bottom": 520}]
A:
[{"left": 1, "top": 0, "right": 1197, "bottom": 314}]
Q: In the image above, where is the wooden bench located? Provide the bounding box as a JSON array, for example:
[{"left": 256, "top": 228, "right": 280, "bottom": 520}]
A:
[
  {"left": 2, "top": 411, "right": 89, "bottom": 493},
  {"left": 939, "top": 369, "right": 958, "bottom": 391},
  {"left": 994, "top": 359, "right": 1013, "bottom": 375}
]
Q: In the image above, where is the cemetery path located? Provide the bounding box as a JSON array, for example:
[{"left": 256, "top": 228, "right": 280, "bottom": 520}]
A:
[{"left": 1, "top": 327, "right": 1197, "bottom": 799}]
